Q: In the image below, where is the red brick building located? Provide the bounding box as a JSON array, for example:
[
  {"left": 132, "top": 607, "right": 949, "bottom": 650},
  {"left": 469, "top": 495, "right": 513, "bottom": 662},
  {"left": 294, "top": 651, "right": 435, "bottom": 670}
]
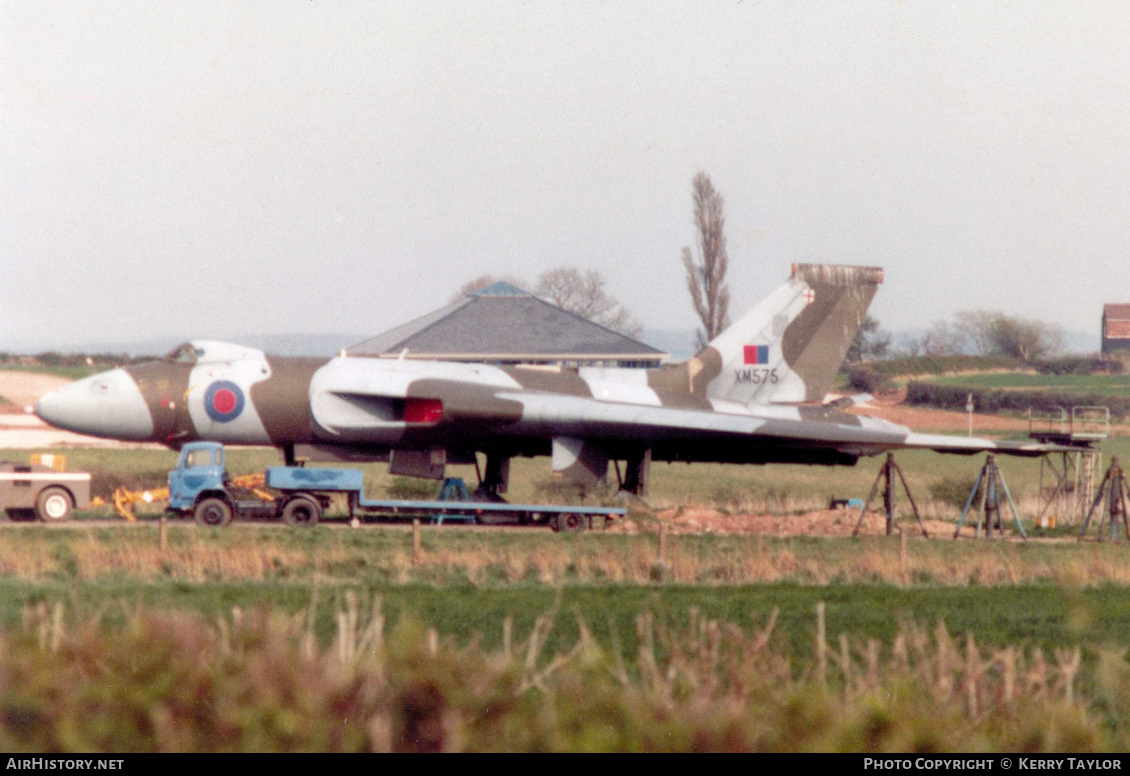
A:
[{"left": 1101, "top": 304, "right": 1130, "bottom": 355}]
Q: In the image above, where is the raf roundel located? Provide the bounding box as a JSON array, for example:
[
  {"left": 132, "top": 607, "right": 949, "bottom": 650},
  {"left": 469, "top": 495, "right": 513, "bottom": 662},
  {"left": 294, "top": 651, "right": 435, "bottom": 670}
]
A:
[{"left": 204, "top": 381, "right": 246, "bottom": 423}]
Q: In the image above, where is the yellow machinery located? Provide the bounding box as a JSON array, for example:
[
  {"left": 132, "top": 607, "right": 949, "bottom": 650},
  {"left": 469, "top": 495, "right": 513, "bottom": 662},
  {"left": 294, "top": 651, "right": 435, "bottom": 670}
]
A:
[
  {"left": 112, "top": 473, "right": 274, "bottom": 521},
  {"left": 29, "top": 453, "right": 67, "bottom": 471}
]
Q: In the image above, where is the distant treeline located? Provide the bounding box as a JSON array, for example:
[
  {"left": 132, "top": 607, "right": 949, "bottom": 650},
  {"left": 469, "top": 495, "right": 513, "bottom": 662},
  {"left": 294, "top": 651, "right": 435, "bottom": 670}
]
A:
[{"left": 0, "top": 351, "right": 157, "bottom": 368}]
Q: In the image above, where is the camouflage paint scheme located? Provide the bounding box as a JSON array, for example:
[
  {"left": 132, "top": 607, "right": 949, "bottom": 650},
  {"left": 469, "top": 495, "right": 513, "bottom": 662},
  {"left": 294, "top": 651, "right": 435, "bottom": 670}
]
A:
[{"left": 36, "top": 265, "right": 1077, "bottom": 489}]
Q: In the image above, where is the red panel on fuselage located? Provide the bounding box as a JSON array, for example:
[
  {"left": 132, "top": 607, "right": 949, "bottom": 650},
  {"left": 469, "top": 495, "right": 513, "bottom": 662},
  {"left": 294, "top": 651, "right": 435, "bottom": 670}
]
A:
[{"left": 404, "top": 398, "right": 443, "bottom": 423}]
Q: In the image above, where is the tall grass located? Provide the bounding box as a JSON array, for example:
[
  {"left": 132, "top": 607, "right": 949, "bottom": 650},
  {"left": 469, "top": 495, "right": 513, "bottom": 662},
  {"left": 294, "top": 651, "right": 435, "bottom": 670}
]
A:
[
  {"left": 0, "top": 599, "right": 1121, "bottom": 752},
  {"left": 5, "top": 525, "right": 1130, "bottom": 588}
]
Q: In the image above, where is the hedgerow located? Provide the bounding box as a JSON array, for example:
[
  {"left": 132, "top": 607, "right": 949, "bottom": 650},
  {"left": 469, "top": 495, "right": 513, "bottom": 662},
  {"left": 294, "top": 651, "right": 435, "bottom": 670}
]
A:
[
  {"left": 844, "top": 356, "right": 1023, "bottom": 393},
  {"left": 904, "top": 382, "right": 1130, "bottom": 420}
]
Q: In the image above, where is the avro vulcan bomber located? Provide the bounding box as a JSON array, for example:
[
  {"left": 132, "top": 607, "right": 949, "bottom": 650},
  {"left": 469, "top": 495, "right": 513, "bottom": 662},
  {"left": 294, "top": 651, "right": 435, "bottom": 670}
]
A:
[{"left": 35, "top": 265, "right": 1069, "bottom": 496}]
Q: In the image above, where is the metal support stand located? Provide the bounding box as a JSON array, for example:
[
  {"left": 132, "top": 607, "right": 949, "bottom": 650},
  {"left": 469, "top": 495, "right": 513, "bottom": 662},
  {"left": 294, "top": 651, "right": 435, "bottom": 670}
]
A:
[
  {"left": 474, "top": 454, "right": 510, "bottom": 502},
  {"left": 1077, "top": 456, "right": 1130, "bottom": 543},
  {"left": 953, "top": 454, "right": 1027, "bottom": 540},
  {"left": 433, "top": 478, "right": 475, "bottom": 525},
  {"left": 622, "top": 448, "right": 651, "bottom": 496},
  {"left": 852, "top": 453, "right": 928, "bottom": 538}
]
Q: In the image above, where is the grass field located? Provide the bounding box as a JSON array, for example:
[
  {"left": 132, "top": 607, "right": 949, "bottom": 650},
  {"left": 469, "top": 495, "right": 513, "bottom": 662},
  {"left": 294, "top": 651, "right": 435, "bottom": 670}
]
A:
[
  {"left": 3, "top": 526, "right": 1130, "bottom": 654},
  {"left": 0, "top": 363, "right": 105, "bottom": 380},
  {"left": 4, "top": 526, "right": 1130, "bottom": 751},
  {"left": 925, "top": 372, "right": 1130, "bottom": 396}
]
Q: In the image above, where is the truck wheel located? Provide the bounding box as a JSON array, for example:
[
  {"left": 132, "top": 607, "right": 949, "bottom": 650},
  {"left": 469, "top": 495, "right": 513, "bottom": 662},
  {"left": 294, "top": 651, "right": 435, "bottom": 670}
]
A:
[
  {"left": 36, "top": 487, "right": 73, "bottom": 523},
  {"left": 282, "top": 496, "right": 321, "bottom": 528},
  {"left": 551, "top": 513, "right": 586, "bottom": 533},
  {"left": 195, "top": 497, "right": 233, "bottom": 527}
]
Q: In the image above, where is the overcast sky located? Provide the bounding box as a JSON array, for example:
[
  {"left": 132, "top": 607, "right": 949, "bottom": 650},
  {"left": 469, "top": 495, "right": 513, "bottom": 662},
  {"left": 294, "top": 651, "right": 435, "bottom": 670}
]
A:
[{"left": 3, "top": 1, "right": 1129, "bottom": 352}]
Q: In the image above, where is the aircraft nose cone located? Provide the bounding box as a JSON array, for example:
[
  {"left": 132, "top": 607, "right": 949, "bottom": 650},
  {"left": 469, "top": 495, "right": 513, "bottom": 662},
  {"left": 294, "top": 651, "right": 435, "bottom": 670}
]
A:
[{"left": 35, "top": 368, "right": 155, "bottom": 441}]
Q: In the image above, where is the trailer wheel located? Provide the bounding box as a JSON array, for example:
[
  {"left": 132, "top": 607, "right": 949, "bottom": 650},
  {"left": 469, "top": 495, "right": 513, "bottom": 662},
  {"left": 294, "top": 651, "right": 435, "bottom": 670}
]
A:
[
  {"left": 36, "top": 487, "right": 73, "bottom": 523},
  {"left": 282, "top": 496, "right": 321, "bottom": 528},
  {"left": 551, "top": 513, "right": 586, "bottom": 533},
  {"left": 195, "top": 497, "right": 233, "bottom": 527}
]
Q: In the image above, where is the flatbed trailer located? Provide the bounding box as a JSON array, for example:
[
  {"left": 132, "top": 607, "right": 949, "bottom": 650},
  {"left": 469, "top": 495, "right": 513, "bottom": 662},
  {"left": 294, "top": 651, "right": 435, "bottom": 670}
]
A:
[
  {"left": 264, "top": 466, "right": 624, "bottom": 531},
  {"left": 171, "top": 442, "right": 625, "bottom": 531},
  {"left": 360, "top": 495, "right": 622, "bottom": 531}
]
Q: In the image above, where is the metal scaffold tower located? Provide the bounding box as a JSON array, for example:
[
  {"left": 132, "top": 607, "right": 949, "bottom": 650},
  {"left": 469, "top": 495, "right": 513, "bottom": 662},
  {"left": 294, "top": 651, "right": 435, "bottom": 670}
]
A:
[{"left": 1028, "top": 406, "right": 1109, "bottom": 527}]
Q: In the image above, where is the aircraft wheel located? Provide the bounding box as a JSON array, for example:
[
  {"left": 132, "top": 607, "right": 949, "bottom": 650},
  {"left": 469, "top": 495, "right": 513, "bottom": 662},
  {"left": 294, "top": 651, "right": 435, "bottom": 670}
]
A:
[
  {"left": 36, "top": 487, "right": 73, "bottom": 523},
  {"left": 195, "top": 497, "right": 233, "bottom": 527},
  {"left": 282, "top": 496, "right": 321, "bottom": 528},
  {"left": 551, "top": 513, "right": 586, "bottom": 533}
]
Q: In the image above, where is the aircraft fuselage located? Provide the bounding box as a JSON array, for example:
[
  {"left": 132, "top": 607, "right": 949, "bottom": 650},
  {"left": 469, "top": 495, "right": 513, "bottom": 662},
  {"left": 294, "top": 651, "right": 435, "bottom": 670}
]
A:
[{"left": 35, "top": 341, "right": 891, "bottom": 470}]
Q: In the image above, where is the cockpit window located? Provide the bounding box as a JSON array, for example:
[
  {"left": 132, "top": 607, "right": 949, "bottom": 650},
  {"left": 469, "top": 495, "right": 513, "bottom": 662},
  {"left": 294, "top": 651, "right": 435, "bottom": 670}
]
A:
[{"left": 165, "top": 343, "right": 203, "bottom": 364}]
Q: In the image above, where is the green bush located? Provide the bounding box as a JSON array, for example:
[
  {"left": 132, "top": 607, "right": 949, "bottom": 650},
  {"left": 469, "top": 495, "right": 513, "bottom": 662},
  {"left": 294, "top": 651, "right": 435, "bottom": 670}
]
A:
[
  {"left": 386, "top": 477, "right": 440, "bottom": 500},
  {"left": 846, "top": 366, "right": 890, "bottom": 394},
  {"left": 928, "top": 476, "right": 981, "bottom": 510}
]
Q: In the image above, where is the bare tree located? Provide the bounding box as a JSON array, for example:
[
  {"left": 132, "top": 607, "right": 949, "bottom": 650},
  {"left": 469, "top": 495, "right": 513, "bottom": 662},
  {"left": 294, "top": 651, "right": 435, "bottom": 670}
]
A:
[
  {"left": 534, "top": 267, "right": 642, "bottom": 338},
  {"left": 896, "top": 334, "right": 924, "bottom": 357},
  {"left": 899, "top": 319, "right": 969, "bottom": 357},
  {"left": 953, "top": 310, "right": 998, "bottom": 356},
  {"left": 924, "top": 319, "right": 970, "bottom": 356},
  {"left": 904, "top": 311, "right": 1064, "bottom": 361},
  {"left": 681, "top": 172, "right": 730, "bottom": 348},
  {"left": 449, "top": 274, "right": 529, "bottom": 303}
]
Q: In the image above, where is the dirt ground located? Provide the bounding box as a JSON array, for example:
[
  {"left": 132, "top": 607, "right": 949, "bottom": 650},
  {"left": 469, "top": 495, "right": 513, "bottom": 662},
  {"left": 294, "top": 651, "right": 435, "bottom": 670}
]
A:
[
  {"left": 630, "top": 505, "right": 985, "bottom": 539},
  {"left": 846, "top": 387, "right": 1034, "bottom": 433},
  {"left": 0, "top": 371, "right": 71, "bottom": 413},
  {"left": 848, "top": 386, "right": 1130, "bottom": 437}
]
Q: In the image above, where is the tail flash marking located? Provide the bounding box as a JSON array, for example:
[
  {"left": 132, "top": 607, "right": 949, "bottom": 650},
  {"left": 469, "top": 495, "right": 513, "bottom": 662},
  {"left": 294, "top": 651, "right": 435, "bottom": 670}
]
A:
[
  {"left": 742, "top": 345, "right": 769, "bottom": 365},
  {"left": 694, "top": 263, "right": 882, "bottom": 406}
]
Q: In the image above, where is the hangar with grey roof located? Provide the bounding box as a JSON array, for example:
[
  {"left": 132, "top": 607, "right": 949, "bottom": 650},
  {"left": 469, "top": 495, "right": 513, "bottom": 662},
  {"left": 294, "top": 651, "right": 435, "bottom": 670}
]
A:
[{"left": 348, "top": 282, "right": 667, "bottom": 368}]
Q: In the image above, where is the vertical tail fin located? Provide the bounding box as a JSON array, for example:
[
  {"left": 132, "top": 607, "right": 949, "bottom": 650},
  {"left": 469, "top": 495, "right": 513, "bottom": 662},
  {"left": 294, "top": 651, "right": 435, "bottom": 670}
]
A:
[{"left": 684, "top": 264, "right": 883, "bottom": 405}]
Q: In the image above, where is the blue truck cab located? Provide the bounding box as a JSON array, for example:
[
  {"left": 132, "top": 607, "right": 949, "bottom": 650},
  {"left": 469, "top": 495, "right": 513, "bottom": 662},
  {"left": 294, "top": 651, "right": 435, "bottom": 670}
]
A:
[
  {"left": 168, "top": 441, "right": 246, "bottom": 526},
  {"left": 168, "top": 441, "right": 227, "bottom": 511},
  {"left": 169, "top": 440, "right": 330, "bottom": 527},
  {"left": 167, "top": 441, "right": 624, "bottom": 531}
]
